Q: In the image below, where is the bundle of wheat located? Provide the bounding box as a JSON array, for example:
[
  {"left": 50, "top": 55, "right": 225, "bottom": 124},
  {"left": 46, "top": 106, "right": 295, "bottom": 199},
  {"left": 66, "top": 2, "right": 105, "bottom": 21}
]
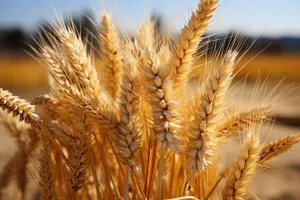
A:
[{"left": 0, "top": 0, "right": 299, "bottom": 199}]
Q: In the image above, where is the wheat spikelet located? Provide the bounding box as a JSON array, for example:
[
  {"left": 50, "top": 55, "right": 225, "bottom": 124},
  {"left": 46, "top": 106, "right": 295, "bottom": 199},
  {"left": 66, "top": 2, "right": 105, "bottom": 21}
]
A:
[
  {"left": 186, "top": 51, "right": 237, "bottom": 180},
  {"left": 38, "top": 139, "right": 56, "bottom": 200},
  {"left": 99, "top": 13, "right": 122, "bottom": 100},
  {"left": 168, "top": 0, "right": 218, "bottom": 90},
  {"left": 0, "top": 89, "right": 40, "bottom": 124},
  {"left": 259, "top": 133, "right": 300, "bottom": 165},
  {"left": 217, "top": 106, "right": 272, "bottom": 139},
  {"left": 222, "top": 134, "right": 260, "bottom": 200}
]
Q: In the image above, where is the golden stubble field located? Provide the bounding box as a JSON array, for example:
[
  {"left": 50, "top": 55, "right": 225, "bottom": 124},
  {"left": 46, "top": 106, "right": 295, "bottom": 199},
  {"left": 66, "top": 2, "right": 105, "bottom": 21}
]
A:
[{"left": 0, "top": 54, "right": 300, "bottom": 199}]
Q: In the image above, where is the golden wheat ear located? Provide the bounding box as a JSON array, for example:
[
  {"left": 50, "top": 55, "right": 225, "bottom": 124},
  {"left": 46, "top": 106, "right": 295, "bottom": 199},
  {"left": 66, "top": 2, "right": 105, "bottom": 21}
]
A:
[
  {"left": 168, "top": 0, "right": 218, "bottom": 91},
  {"left": 136, "top": 16, "right": 156, "bottom": 51},
  {"left": 259, "top": 132, "right": 300, "bottom": 166},
  {"left": 216, "top": 106, "right": 272, "bottom": 140},
  {"left": 98, "top": 13, "right": 122, "bottom": 101},
  {"left": 0, "top": 88, "right": 40, "bottom": 124},
  {"left": 186, "top": 51, "right": 237, "bottom": 180},
  {"left": 111, "top": 52, "right": 146, "bottom": 198},
  {"left": 38, "top": 45, "right": 76, "bottom": 95},
  {"left": 54, "top": 25, "right": 104, "bottom": 100},
  {"left": 221, "top": 133, "right": 260, "bottom": 200},
  {"left": 38, "top": 138, "right": 56, "bottom": 200},
  {"left": 142, "top": 48, "right": 184, "bottom": 153}
]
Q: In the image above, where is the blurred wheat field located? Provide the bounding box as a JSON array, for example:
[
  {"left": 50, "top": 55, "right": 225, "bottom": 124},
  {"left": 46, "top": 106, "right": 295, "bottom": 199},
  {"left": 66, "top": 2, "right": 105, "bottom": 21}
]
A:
[{"left": 0, "top": 54, "right": 300, "bottom": 88}]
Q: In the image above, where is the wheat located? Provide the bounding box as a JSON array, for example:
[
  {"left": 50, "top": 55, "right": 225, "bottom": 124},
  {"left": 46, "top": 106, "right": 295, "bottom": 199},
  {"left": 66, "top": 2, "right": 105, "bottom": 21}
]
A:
[
  {"left": 38, "top": 139, "right": 56, "bottom": 200},
  {"left": 99, "top": 14, "right": 122, "bottom": 100},
  {"left": 222, "top": 133, "right": 260, "bottom": 200},
  {"left": 217, "top": 106, "right": 272, "bottom": 139},
  {"left": 136, "top": 17, "right": 156, "bottom": 51},
  {"left": 0, "top": 1, "right": 299, "bottom": 199},
  {"left": 168, "top": 0, "right": 218, "bottom": 91},
  {"left": 186, "top": 51, "right": 237, "bottom": 180},
  {"left": 0, "top": 88, "right": 39, "bottom": 124},
  {"left": 259, "top": 132, "right": 300, "bottom": 165}
]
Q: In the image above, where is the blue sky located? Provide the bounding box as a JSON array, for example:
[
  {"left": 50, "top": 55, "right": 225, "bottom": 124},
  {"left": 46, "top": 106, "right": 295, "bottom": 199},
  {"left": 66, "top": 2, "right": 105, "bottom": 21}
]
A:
[{"left": 1, "top": 0, "right": 300, "bottom": 37}]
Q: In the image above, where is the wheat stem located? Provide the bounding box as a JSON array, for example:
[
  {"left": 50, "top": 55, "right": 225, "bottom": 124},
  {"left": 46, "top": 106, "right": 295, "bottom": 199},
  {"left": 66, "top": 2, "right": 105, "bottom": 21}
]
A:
[
  {"left": 89, "top": 152, "right": 103, "bottom": 200},
  {"left": 158, "top": 146, "right": 166, "bottom": 200},
  {"left": 146, "top": 139, "right": 157, "bottom": 199}
]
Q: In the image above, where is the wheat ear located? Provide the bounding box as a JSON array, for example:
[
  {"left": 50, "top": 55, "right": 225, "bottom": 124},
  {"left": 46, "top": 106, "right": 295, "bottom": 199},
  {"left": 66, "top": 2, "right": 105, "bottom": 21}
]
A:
[
  {"left": 39, "top": 45, "right": 77, "bottom": 94},
  {"left": 99, "top": 13, "right": 122, "bottom": 100},
  {"left": 112, "top": 55, "right": 145, "bottom": 197},
  {"left": 186, "top": 51, "right": 237, "bottom": 180},
  {"left": 56, "top": 26, "right": 103, "bottom": 99},
  {"left": 217, "top": 106, "right": 272, "bottom": 140},
  {"left": 168, "top": 0, "right": 218, "bottom": 90},
  {"left": 222, "top": 134, "right": 260, "bottom": 200},
  {"left": 259, "top": 133, "right": 300, "bottom": 165},
  {"left": 69, "top": 134, "right": 90, "bottom": 193},
  {"left": 142, "top": 48, "right": 183, "bottom": 199},
  {"left": 38, "top": 139, "right": 56, "bottom": 200},
  {"left": 0, "top": 89, "right": 39, "bottom": 123},
  {"left": 143, "top": 49, "right": 183, "bottom": 152},
  {"left": 136, "top": 17, "right": 156, "bottom": 51}
]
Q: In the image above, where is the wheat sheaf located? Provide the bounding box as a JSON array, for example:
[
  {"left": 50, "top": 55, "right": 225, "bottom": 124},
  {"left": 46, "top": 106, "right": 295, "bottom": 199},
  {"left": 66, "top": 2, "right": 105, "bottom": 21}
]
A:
[{"left": 0, "top": 0, "right": 299, "bottom": 199}]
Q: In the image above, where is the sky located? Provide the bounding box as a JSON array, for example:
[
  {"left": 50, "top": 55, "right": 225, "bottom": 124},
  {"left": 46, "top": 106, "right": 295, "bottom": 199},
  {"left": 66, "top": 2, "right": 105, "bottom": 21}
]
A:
[{"left": 0, "top": 0, "right": 300, "bottom": 37}]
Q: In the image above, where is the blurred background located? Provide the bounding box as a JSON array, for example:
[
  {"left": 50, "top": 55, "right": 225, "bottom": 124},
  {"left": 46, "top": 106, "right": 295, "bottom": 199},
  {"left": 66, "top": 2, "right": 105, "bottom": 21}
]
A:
[{"left": 0, "top": 0, "right": 300, "bottom": 199}]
